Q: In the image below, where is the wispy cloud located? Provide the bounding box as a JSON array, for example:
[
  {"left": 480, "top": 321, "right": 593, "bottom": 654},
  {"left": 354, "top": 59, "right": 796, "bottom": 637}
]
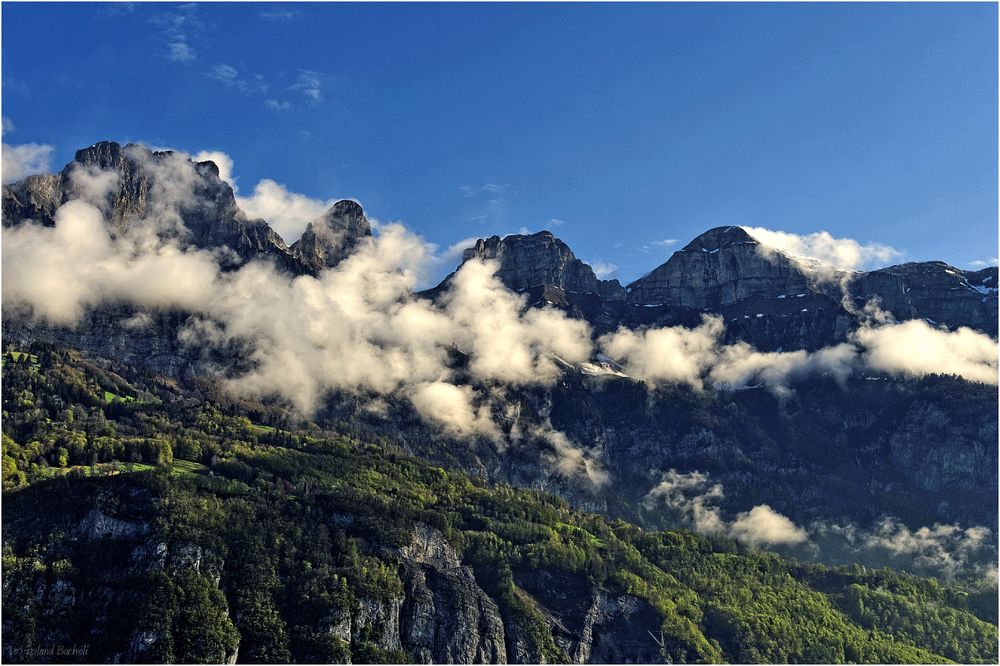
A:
[
  {"left": 2, "top": 142, "right": 54, "bottom": 183},
  {"left": 969, "top": 258, "right": 999, "bottom": 269},
  {"left": 2, "top": 117, "right": 14, "bottom": 134},
  {"left": 289, "top": 70, "right": 323, "bottom": 103},
  {"left": 168, "top": 41, "right": 196, "bottom": 63},
  {"left": 150, "top": 4, "right": 202, "bottom": 64},
  {"left": 258, "top": 9, "right": 303, "bottom": 22},
  {"left": 639, "top": 238, "right": 679, "bottom": 253},
  {"left": 590, "top": 261, "right": 618, "bottom": 279},
  {"left": 546, "top": 218, "right": 565, "bottom": 228},
  {"left": 264, "top": 99, "right": 291, "bottom": 112},
  {"left": 460, "top": 183, "right": 507, "bottom": 197},
  {"left": 207, "top": 64, "right": 268, "bottom": 95}
]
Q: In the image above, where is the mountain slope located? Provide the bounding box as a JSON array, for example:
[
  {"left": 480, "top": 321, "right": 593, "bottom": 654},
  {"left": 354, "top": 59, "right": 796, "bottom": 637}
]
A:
[{"left": 2, "top": 346, "right": 996, "bottom": 664}]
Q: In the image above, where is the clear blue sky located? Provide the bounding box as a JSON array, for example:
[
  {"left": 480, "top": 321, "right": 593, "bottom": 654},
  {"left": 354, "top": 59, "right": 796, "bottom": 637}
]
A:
[{"left": 3, "top": 2, "right": 997, "bottom": 281}]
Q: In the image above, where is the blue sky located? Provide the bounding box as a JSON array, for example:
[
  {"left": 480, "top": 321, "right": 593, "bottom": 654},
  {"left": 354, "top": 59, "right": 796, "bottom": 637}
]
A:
[{"left": 3, "top": 2, "right": 997, "bottom": 282}]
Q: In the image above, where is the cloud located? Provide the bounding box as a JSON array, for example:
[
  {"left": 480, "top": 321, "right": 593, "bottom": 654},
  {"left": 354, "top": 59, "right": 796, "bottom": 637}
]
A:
[
  {"left": 2, "top": 117, "right": 15, "bottom": 134},
  {"left": 258, "top": 9, "right": 302, "bottom": 21},
  {"left": 742, "top": 226, "right": 903, "bottom": 271},
  {"left": 192, "top": 150, "right": 235, "bottom": 188},
  {"left": 645, "top": 469, "right": 728, "bottom": 535},
  {"left": 600, "top": 313, "right": 995, "bottom": 392},
  {"left": 264, "top": 99, "right": 291, "bottom": 112},
  {"left": 854, "top": 319, "right": 997, "bottom": 385},
  {"left": 207, "top": 64, "right": 268, "bottom": 95},
  {"left": 410, "top": 381, "right": 498, "bottom": 440},
  {"left": 639, "top": 239, "right": 680, "bottom": 253},
  {"left": 289, "top": 70, "right": 323, "bottom": 103},
  {"left": 546, "top": 218, "right": 565, "bottom": 228},
  {"left": 730, "top": 505, "right": 809, "bottom": 546},
  {"left": 598, "top": 316, "right": 724, "bottom": 389},
  {"left": 2, "top": 142, "right": 54, "bottom": 183},
  {"left": 528, "top": 424, "right": 609, "bottom": 488},
  {"left": 590, "top": 261, "right": 618, "bottom": 279},
  {"left": 236, "top": 179, "right": 336, "bottom": 243},
  {"left": 2, "top": 200, "right": 219, "bottom": 324},
  {"left": 645, "top": 469, "right": 993, "bottom": 577},
  {"left": 168, "top": 41, "right": 196, "bottom": 63},
  {"left": 811, "top": 518, "right": 996, "bottom": 580},
  {"left": 460, "top": 183, "right": 507, "bottom": 197},
  {"left": 969, "top": 258, "right": 999, "bottom": 269},
  {"left": 150, "top": 4, "right": 202, "bottom": 64}
]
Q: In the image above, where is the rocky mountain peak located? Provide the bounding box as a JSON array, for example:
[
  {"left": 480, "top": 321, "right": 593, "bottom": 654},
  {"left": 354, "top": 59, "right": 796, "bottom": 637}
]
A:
[
  {"left": 681, "top": 225, "right": 758, "bottom": 252},
  {"left": 290, "top": 200, "right": 373, "bottom": 272},
  {"left": 626, "top": 225, "right": 816, "bottom": 308},
  {"left": 460, "top": 231, "right": 626, "bottom": 300}
]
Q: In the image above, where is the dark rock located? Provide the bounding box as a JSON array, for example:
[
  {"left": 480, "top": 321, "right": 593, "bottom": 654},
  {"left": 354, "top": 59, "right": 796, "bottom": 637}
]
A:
[{"left": 291, "top": 199, "right": 372, "bottom": 272}]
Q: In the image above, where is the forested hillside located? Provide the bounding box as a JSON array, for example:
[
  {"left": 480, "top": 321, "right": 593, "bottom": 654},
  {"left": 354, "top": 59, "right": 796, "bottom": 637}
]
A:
[{"left": 2, "top": 344, "right": 996, "bottom": 664}]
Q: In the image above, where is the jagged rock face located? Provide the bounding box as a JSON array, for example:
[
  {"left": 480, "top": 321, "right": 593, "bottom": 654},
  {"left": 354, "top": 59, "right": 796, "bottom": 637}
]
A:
[
  {"left": 397, "top": 525, "right": 507, "bottom": 663},
  {"left": 462, "top": 231, "right": 627, "bottom": 301},
  {"left": 1, "top": 173, "right": 60, "bottom": 228},
  {"left": 513, "top": 570, "right": 664, "bottom": 664},
  {"left": 626, "top": 226, "right": 827, "bottom": 308},
  {"left": 291, "top": 200, "right": 372, "bottom": 272},
  {"left": 2, "top": 141, "right": 304, "bottom": 273},
  {"left": 849, "top": 262, "right": 999, "bottom": 335}
]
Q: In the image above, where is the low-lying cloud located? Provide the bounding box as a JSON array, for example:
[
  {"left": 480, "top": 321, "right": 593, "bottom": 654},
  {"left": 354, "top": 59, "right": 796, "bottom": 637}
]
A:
[
  {"left": 645, "top": 469, "right": 807, "bottom": 546},
  {"left": 645, "top": 469, "right": 994, "bottom": 578},
  {"left": 599, "top": 313, "right": 997, "bottom": 391}
]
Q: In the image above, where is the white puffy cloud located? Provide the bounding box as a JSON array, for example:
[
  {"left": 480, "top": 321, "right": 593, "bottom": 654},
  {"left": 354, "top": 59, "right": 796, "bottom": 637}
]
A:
[
  {"left": 2, "top": 142, "right": 54, "bottom": 183},
  {"left": 599, "top": 316, "right": 723, "bottom": 389},
  {"left": 730, "top": 505, "right": 809, "bottom": 546},
  {"left": 968, "top": 258, "right": 998, "bottom": 269},
  {"left": 192, "top": 150, "right": 235, "bottom": 188},
  {"left": 600, "top": 313, "right": 996, "bottom": 392},
  {"left": 590, "top": 261, "right": 618, "bottom": 279},
  {"left": 410, "top": 382, "right": 499, "bottom": 440},
  {"left": 854, "top": 319, "right": 997, "bottom": 385},
  {"left": 236, "top": 179, "right": 336, "bottom": 243},
  {"left": 2, "top": 200, "right": 220, "bottom": 325},
  {"left": 645, "top": 469, "right": 806, "bottom": 546},
  {"left": 742, "top": 226, "right": 903, "bottom": 271}
]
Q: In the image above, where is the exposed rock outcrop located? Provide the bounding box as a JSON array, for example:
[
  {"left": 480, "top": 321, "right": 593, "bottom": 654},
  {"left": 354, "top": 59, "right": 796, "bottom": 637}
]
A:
[
  {"left": 291, "top": 200, "right": 373, "bottom": 272},
  {"left": 460, "top": 231, "right": 627, "bottom": 300},
  {"left": 397, "top": 524, "right": 507, "bottom": 663},
  {"left": 625, "top": 226, "right": 830, "bottom": 308}
]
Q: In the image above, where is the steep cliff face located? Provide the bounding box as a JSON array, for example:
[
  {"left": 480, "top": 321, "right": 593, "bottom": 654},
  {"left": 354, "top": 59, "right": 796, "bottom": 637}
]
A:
[
  {"left": 3, "top": 142, "right": 296, "bottom": 269},
  {"left": 849, "top": 262, "right": 999, "bottom": 335},
  {"left": 461, "top": 231, "right": 627, "bottom": 301},
  {"left": 626, "top": 226, "right": 832, "bottom": 308},
  {"left": 290, "top": 200, "right": 373, "bottom": 272},
  {"left": 397, "top": 524, "right": 508, "bottom": 663},
  {"left": 1, "top": 141, "right": 375, "bottom": 275}
]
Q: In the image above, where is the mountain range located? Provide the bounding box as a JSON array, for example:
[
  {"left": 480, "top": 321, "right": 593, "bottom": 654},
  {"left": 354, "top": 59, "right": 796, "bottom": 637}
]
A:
[{"left": 2, "top": 142, "right": 997, "bottom": 663}]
